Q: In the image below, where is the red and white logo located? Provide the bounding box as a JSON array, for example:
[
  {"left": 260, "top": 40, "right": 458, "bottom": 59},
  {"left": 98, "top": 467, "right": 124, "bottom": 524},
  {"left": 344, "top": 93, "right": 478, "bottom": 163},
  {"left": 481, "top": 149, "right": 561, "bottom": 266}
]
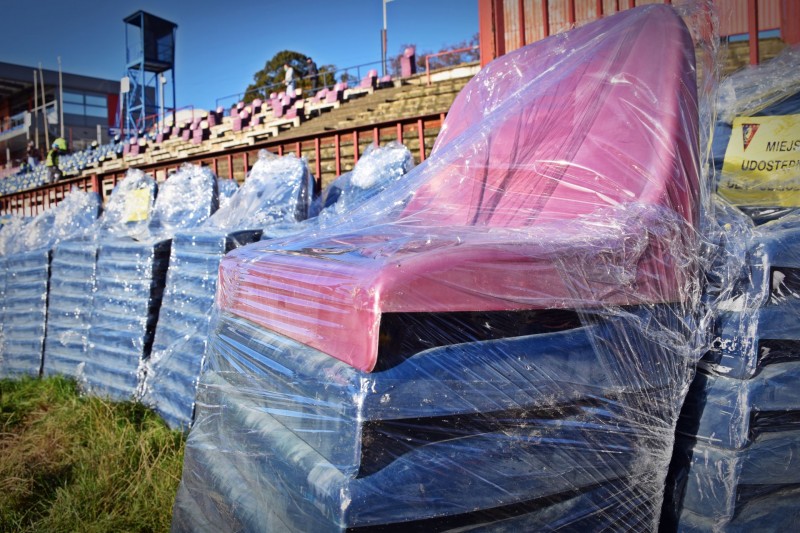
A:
[{"left": 742, "top": 123, "right": 760, "bottom": 151}]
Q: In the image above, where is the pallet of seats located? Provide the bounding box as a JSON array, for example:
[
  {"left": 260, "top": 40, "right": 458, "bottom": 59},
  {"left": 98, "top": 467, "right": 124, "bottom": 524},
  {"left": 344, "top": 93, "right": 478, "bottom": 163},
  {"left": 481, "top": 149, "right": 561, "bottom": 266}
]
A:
[
  {"left": 42, "top": 169, "right": 158, "bottom": 380},
  {"left": 0, "top": 216, "right": 27, "bottom": 357},
  {"left": 0, "top": 190, "right": 101, "bottom": 378},
  {"left": 172, "top": 5, "right": 718, "bottom": 531},
  {"left": 138, "top": 151, "right": 314, "bottom": 430},
  {"left": 139, "top": 143, "right": 415, "bottom": 430},
  {"left": 79, "top": 164, "right": 219, "bottom": 401},
  {"left": 663, "top": 45, "right": 800, "bottom": 532}
]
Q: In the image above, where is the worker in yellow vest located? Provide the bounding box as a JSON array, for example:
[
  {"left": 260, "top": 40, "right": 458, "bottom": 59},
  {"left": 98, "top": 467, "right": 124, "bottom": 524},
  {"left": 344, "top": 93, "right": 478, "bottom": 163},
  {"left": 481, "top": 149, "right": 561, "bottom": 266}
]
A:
[{"left": 46, "top": 137, "right": 66, "bottom": 183}]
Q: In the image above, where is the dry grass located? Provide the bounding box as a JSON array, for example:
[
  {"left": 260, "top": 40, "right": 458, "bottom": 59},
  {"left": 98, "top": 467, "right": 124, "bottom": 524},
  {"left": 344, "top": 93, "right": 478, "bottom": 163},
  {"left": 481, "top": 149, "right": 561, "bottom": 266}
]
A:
[{"left": 0, "top": 376, "right": 185, "bottom": 532}]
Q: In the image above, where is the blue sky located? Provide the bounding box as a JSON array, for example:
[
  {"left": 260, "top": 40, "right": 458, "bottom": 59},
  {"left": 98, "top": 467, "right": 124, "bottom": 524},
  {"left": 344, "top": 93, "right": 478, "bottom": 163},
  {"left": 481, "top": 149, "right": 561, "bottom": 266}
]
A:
[{"left": 1, "top": 1, "right": 478, "bottom": 110}]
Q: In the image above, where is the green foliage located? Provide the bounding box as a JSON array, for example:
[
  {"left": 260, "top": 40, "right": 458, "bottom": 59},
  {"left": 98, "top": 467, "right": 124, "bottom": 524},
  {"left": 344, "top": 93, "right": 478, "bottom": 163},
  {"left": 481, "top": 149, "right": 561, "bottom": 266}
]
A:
[
  {"left": 244, "top": 50, "right": 308, "bottom": 103},
  {"left": 315, "top": 64, "right": 338, "bottom": 90},
  {"left": 0, "top": 376, "right": 185, "bottom": 533},
  {"left": 244, "top": 51, "right": 339, "bottom": 103}
]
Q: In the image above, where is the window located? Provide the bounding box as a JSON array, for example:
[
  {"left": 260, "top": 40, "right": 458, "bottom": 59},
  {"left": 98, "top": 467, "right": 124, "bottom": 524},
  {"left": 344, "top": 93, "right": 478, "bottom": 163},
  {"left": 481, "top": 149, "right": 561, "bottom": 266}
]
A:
[
  {"left": 62, "top": 91, "right": 108, "bottom": 120},
  {"left": 63, "top": 91, "right": 83, "bottom": 104}
]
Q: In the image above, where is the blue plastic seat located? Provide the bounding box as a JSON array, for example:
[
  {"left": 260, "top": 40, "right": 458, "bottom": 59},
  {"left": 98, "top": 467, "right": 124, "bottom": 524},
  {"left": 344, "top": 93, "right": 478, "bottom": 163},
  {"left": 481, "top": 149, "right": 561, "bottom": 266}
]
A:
[
  {"left": 670, "top": 432, "right": 800, "bottom": 529},
  {"left": 82, "top": 165, "right": 218, "bottom": 401},
  {"left": 140, "top": 153, "right": 312, "bottom": 429}
]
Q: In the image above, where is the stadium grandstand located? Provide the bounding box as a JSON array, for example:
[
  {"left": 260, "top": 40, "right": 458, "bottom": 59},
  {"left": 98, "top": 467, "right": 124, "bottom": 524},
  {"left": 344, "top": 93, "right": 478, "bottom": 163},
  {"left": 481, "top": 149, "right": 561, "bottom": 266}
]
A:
[
  {"left": 1, "top": 0, "right": 797, "bottom": 216},
  {"left": 3, "top": 0, "right": 800, "bottom": 530}
]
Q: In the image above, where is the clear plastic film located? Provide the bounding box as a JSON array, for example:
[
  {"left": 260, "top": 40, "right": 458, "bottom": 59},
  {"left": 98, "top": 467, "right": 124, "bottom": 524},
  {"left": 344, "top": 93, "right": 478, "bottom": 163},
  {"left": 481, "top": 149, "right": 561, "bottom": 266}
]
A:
[
  {"left": 0, "top": 215, "right": 27, "bottom": 257},
  {"left": 43, "top": 170, "right": 157, "bottom": 380},
  {"left": 662, "top": 48, "right": 800, "bottom": 532},
  {"left": 203, "top": 150, "right": 312, "bottom": 231},
  {"left": 99, "top": 168, "right": 158, "bottom": 241},
  {"left": 174, "top": 4, "right": 720, "bottom": 532},
  {"left": 713, "top": 44, "right": 800, "bottom": 218},
  {"left": 315, "top": 142, "right": 414, "bottom": 224},
  {"left": 147, "top": 164, "right": 219, "bottom": 241},
  {"left": 0, "top": 189, "right": 101, "bottom": 378},
  {"left": 139, "top": 154, "right": 313, "bottom": 429},
  {"left": 217, "top": 178, "right": 239, "bottom": 210},
  {"left": 4, "top": 189, "right": 100, "bottom": 256},
  {"left": 79, "top": 164, "right": 219, "bottom": 401},
  {"left": 265, "top": 142, "right": 414, "bottom": 239}
]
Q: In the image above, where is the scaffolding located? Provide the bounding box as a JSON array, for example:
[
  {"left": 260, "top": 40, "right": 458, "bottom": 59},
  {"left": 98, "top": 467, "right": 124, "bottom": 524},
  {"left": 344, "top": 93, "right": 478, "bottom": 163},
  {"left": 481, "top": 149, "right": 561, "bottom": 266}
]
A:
[{"left": 122, "top": 11, "right": 177, "bottom": 137}]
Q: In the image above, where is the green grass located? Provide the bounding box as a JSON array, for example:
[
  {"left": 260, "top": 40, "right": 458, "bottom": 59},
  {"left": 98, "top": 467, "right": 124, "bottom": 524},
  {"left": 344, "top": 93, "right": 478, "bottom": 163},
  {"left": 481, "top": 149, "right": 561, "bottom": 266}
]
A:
[{"left": 0, "top": 376, "right": 185, "bottom": 533}]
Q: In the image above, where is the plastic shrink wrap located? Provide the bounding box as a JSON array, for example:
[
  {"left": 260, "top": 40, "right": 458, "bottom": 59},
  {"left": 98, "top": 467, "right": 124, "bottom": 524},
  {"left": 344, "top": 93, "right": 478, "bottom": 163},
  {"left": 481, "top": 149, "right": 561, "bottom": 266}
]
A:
[
  {"left": 217, "top": 178, "right": 239, "bottom": 210},
  {"left": 173, "top": 4, "right": 717, "bottom": 532},
  {"left": 43, "top": 169, "right": 157, "bottom": 379},
  {"left": 261, "top": 142, "right": 414, "bottom": 239},
  {"left": 81, "top": 164, "right": 218, "bottom": 401},
  {"left": 0, "top": 190, "right": 100, "bottom": 378},
  {"left": 316, "top": 142, "right": 414, "bottom": 224},
  {"left": 663, "top": 45, "right": 800, "bottom": 532},
  {"left": 139, "top": 153, "right": 312, "bottom": 429}
]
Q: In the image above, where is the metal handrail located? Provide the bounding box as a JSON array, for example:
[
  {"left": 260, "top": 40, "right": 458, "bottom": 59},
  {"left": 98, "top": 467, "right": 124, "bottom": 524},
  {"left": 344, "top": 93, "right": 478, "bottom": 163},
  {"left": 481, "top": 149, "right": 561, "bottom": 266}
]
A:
[
  {"left": 215, "top": 59, "right": 385, "bottom": 109},
  {"left": 426, "top": 45, "right": 479, "bottom": 85},
  {"left": 117, "top": 105, "right": 196, "bottom": 138}
]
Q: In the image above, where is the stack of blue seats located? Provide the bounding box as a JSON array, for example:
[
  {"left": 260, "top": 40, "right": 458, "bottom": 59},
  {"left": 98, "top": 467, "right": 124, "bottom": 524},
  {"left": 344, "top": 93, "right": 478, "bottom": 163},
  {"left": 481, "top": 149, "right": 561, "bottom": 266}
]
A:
[
  {"left": 174, "top": 306, "right": 688, "bottom": 532},
  {"left": 663, "top": 46, "right": 800, "bottom": 531},
  {"left": 0, "top": 217, "right": 26, "bottom": 357},
  {"left": 172, "top": 6, "right": 712, "bottom": 530},
  {"left": 43, "top": 169, "right": 158, "bottom": 379},
  {"left": 667, "top": 216, "right": 800, "bottom": 531},
  {"left": 139, "top": 151, "right": 313, "bottom": 429},
  {"left": 0, "top": 191, "right": 100, "bottom": 378},
  {"left": 81, "top": 164, "right": 219, "bottom": 401}
]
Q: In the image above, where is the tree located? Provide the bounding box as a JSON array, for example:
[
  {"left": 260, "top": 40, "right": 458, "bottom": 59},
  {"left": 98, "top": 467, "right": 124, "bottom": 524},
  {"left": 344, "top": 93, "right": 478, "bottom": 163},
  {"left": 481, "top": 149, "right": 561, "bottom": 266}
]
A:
[
  {"left": 244, "top": 50, "right": 308, "bottom": 103},
  {"left": 315, "top": 64, "right": 338, "bottom": 90}
]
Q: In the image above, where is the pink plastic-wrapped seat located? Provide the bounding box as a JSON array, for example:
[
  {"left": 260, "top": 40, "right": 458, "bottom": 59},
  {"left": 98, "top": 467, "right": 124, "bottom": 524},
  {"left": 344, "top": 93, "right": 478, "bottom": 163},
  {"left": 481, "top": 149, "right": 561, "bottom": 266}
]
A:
[{"left": 218, "top": 5, "right": 702, "bottom": 372}]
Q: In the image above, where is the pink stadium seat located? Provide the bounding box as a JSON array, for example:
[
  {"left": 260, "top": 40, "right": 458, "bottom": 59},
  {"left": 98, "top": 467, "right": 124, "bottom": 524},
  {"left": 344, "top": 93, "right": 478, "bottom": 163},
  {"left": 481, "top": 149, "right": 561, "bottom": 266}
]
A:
[
  {"left": 325, "top": 83, "right": 343, "bottom": 103},
  {"left": 359, "top": 69, "right": 378, "bottom": 89},
  {"left": 401, "top": 46, "right": 417, "bottom": 77},
  {"left": 218, "top": 5, "right": 702, "bottom": 372},
  {"left": 232, "top": 110, "right": 249, "bottom": 132}
]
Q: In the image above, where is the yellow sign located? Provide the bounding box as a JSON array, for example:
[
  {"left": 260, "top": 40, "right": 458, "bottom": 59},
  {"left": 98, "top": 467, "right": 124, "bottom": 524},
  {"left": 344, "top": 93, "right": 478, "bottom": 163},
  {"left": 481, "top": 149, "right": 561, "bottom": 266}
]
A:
[
  {"left": 123, "top": 188, "right": 152, "bottom": 222},
  {"left": 719, "top": 114, "right": 800, "bottom": 206}
]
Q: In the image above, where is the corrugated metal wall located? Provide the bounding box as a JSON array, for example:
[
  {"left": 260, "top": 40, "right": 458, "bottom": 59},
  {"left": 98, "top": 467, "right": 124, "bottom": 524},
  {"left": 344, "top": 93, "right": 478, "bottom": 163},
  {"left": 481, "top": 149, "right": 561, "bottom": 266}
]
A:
[
  {"left": 718, "top": 0, "right": 781, "bottom": 36},
  {"left": 499, "top": 0, "right": 784, "bottom": 55}
]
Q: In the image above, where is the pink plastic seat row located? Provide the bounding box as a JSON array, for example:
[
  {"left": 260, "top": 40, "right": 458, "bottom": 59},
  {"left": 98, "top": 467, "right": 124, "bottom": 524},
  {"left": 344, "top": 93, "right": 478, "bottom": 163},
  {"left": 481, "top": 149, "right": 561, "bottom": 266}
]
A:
[{"left": 218, "top": 5, "right": 703, "bottom": 372}]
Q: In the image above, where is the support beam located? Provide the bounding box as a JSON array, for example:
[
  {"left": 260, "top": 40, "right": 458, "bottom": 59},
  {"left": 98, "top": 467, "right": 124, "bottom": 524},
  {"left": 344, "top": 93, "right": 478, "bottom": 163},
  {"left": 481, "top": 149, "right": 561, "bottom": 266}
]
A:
[{"left": 748, "top": 0, "right": 760, "bottom": 65}]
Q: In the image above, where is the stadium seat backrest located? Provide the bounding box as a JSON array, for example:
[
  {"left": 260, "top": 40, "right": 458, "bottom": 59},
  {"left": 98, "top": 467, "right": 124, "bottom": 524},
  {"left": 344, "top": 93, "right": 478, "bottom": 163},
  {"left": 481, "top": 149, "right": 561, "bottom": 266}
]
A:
[
  {"left": 401, "top": 5, "right": 699, "bottom": 229},
  {"left": 204, "top": 152, "right": 311, "bottom": 231},
  {"left": 148, "top": 164, "right": 219, "bottom": 238}
]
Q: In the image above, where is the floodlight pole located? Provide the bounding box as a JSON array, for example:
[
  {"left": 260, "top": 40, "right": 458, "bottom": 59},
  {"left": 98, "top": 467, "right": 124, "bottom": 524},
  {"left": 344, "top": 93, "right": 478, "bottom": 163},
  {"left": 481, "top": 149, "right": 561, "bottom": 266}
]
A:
[
  {"left": 382, "top": 0, "right": 395, "bottom": 77},
  {"left": 32, "top": 70, "right": 39, "bottom": 150},
  {"left": 58, "top": 56, "right": 64, "bottom": 139},
  {"left": 39, "top": 63, "right": 49, "bottom": 150},
  {"left": 159, "top": 74, "right": 166, "bottom": 134}
]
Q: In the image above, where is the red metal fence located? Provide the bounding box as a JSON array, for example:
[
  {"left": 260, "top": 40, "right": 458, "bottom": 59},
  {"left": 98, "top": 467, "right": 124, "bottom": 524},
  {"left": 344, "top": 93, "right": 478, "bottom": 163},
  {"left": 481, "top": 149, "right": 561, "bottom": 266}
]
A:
[{"left": 0, "top": 112, "right": 447, "bottom": 217}]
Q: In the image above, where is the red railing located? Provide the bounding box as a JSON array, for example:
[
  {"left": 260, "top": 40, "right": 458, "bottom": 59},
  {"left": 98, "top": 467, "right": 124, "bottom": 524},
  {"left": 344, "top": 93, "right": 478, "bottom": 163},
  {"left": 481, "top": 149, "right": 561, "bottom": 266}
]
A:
[
  {"left": 0, "top": 112, "right": 447, "bottom": 217},
  {"left": 425, "top": 46, "right": 480, "bottom": 85}
]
